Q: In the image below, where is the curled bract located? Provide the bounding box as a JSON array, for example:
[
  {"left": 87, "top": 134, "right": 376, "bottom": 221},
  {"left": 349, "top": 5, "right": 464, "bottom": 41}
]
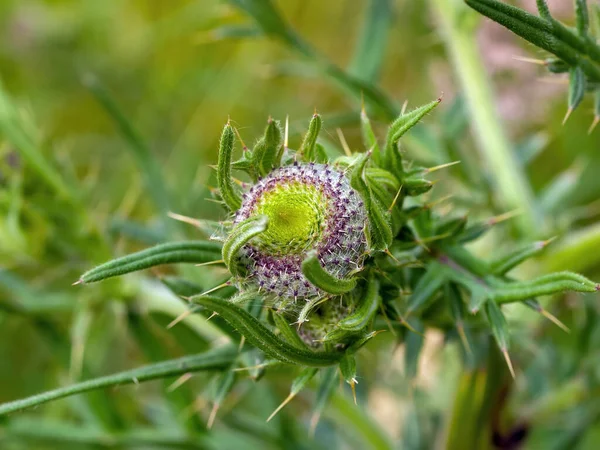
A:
[{"left": 231, "top": 162, "right": 368, "bottom": 301}]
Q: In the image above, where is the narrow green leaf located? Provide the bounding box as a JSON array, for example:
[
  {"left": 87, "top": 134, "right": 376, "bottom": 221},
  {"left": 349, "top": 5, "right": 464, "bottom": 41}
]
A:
[
  {"left": 266, "top": 367, "right": 318, "bottom": 422},
  {"left": 191, "top": 295, "right": 343, "bottom": 366},
  {"left": 299, "top": 113, "right": 322, "bottom": 162},
  {"left": 222, "top": 215, "right": 269, "bottom": 277},
  {"left": 382, "top": 98, "right": 441, "bottom": 179},
  {"left": 252, "top": 118, "right": 283, "bottom": 176},
  {"left": 387, "top": 98, "right": 442, "bottom": 144},
  {"left": 314, "top": 142, "right": 329, "bottom": 163},
  {"left": 272, "top": 312, "right": 310, "bottom": 350},
  {"left": 345, "top": 330, "right": 384, "bottom": 354},
  {"left": 291, "top": 367, "right": 319, "bottom": 395},
  {"left": 489, "top": 239, "right": 552, "bottom": 275},
  {"left": 368, "top": 198, "right": 394, "bottom": 251},
  {"left": 339, "top": 276, "right": 380, "bottom": 331},
  {"left": 456, "top": 221, "right": 491, "bottom": 244},
  {"left": 404, "top": 318, "right": 424, "bottom": 380},
  {"left": 406, "top": 262, "right": 447, "bottom": 314},
  {"left": 339, "top": 355, "right": 357, "bottom": 385},
  {"left": 490, "top": 271, "right": 598, "bottom": 304},
  {"left": 350, "top": 152, "right": 393, "bottom": 250},
  {"left": 484, "top": 301, "right": 509, "bottom": 351},
  {"left": 310, "top": 366, "right": 338, "bottom": 432},
  {"left": 301, "top": 251, "right": 358, "bottom": 295},
  {"left": 360, "top": 108, "right": 380, "bottom": 157},
  {"left": 446, "top": 283, "right": 472, "bottom": 354},
  {"left": 348, "top": 0, "right": 393, "bottom": 82},
  {"left": 0, "top": 346, "right": 237, "bottom": 416},
  {"left": 403, "top": 175, "right": 433, "bottom": 196},
  {"left": 545, "top": 58, "right": 570, "bottom": 73},
  {"left": 567, "top": 66, "right": 586, "bottom": 116},
  {"left": 79, "top": 241, "right": 223, "bottom": 284},
  {"left": 211, "top": 369, "right": 236, "bottom": 408},
  {"left": 217, "top": 122, "right": 242, "bottom": 210}
]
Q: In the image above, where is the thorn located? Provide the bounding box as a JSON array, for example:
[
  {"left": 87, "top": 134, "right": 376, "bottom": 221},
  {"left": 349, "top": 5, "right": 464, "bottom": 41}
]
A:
[
  {"left": 457, "top": 323, "right": 472, "bottom": 356},
  {"left": 487, "top": 209, "right": 522, "bottom": 226},
  {"left": 384, "top": 248, "right": 400, "bottom": 264},
  {"left": 388, "top": 185, "right": 403, "bottom": 212},
  {"left": 398, "top": 315, "right": 425, "bottom": 336},
  {"left": 195, "top": 259, "right": 225, "bottom": 267},
  {"left": 401, "top": 99, "right": 409, "bottom": 115},
  {"left": 360, "top": 91, "right": 365, "bottom": 113},
  {"left": 416, "top": 232, "right": 452, "bottom": 244},
  {"left": 238, "top": 335, "right": 245, "bottom": 352},
  {"left": 167, "top": 309, "right": 195, "bottom": 329},
  {"left": 336, "top": 128, "right": 352, "bottom": 157},
  {"left": 72, "top": 279, "right": 83, "bottom": 286},
  {"left": 539, "top": 309, "right": 570, "bottom": 333},
  {"left": 437, "top": 92, "right": 444, "bottom": 103},
  {"left": 167, "top": 372, "right": 193, "bottom": 392},
  {"left": 562, "top": 107, "right": 573, "bottom": 125},
  {"left": 267, "top": 393, "right": 295, "bottom": 422},
  {"left": 196, "top": 282, "right": 230, "bottom": 297},
  {"left": 167, "top": 211, "right": 203, "bottom": 228},
  {"left": 423, "top": 160, "right": 461, "bottom": 174},
  {"left": 233, "top": 127, "right": 248, "bottom": 152},
  {"left": 423, "top": 194, "right": 454, "bottom": 209},
  {"left": 206, "top": 311, "right": 218, "bottom": 321},
  {"left": 207, "top": 402, "right": 220, "bottom": 429},
  {"left": 502, "top": 349, "right": 516, "bottom": 379},
  {"left": 349, "top": 378, "right": 358, "bottom": 405},
  {"left": 534, "top": 236, "right": 557, "bottom": 250},
  {"left": 512, "top": 55, "right": 546, "bottom": 65},
  {"left": 379, "top": 304, "right": 398, "bottom": 337},
  {"left": 232, "top": 362, "right": 273, "bottom": 372},
  {"left": 589, "top": 116, "right": 599, "bottom": 134}
]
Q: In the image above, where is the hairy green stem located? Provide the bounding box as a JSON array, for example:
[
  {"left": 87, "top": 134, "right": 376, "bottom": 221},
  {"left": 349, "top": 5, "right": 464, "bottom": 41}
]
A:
[{"left": 0, "top": 346, "right": 237, "bottom": 416}]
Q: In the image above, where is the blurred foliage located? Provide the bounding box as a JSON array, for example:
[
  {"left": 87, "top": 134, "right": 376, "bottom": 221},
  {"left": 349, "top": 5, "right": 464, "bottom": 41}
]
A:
[{"left": 0, "top": 0, "right": 599, "bottom": 449}]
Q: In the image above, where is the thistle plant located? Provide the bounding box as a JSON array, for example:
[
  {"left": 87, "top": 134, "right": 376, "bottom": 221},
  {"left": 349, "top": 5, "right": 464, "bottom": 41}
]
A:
[
  {"left": 1, "top": 96, "right": 597, "bottom": 431},
  {"left": 466, "top": 0, "right": 600, "bottom": 129}
]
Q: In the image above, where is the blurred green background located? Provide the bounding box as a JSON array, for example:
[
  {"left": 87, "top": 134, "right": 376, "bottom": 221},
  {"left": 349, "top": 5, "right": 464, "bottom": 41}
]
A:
[{"left": 1, "top": 0, "right": 599, "bottom": 449}]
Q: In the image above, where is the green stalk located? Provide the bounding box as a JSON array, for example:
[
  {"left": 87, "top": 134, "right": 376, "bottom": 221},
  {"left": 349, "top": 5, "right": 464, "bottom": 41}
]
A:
[
  {"left": 430, "top": 0, "right": 538, "bottom": 237},
  {"left": 0, "top": 346, "right": 236, "bottom": 416}
]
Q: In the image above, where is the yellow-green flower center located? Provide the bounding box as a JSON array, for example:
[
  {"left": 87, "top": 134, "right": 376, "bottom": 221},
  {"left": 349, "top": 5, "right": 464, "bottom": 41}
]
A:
[{"left": 254, "top": 182, "right": 327, "bottom": 255}]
